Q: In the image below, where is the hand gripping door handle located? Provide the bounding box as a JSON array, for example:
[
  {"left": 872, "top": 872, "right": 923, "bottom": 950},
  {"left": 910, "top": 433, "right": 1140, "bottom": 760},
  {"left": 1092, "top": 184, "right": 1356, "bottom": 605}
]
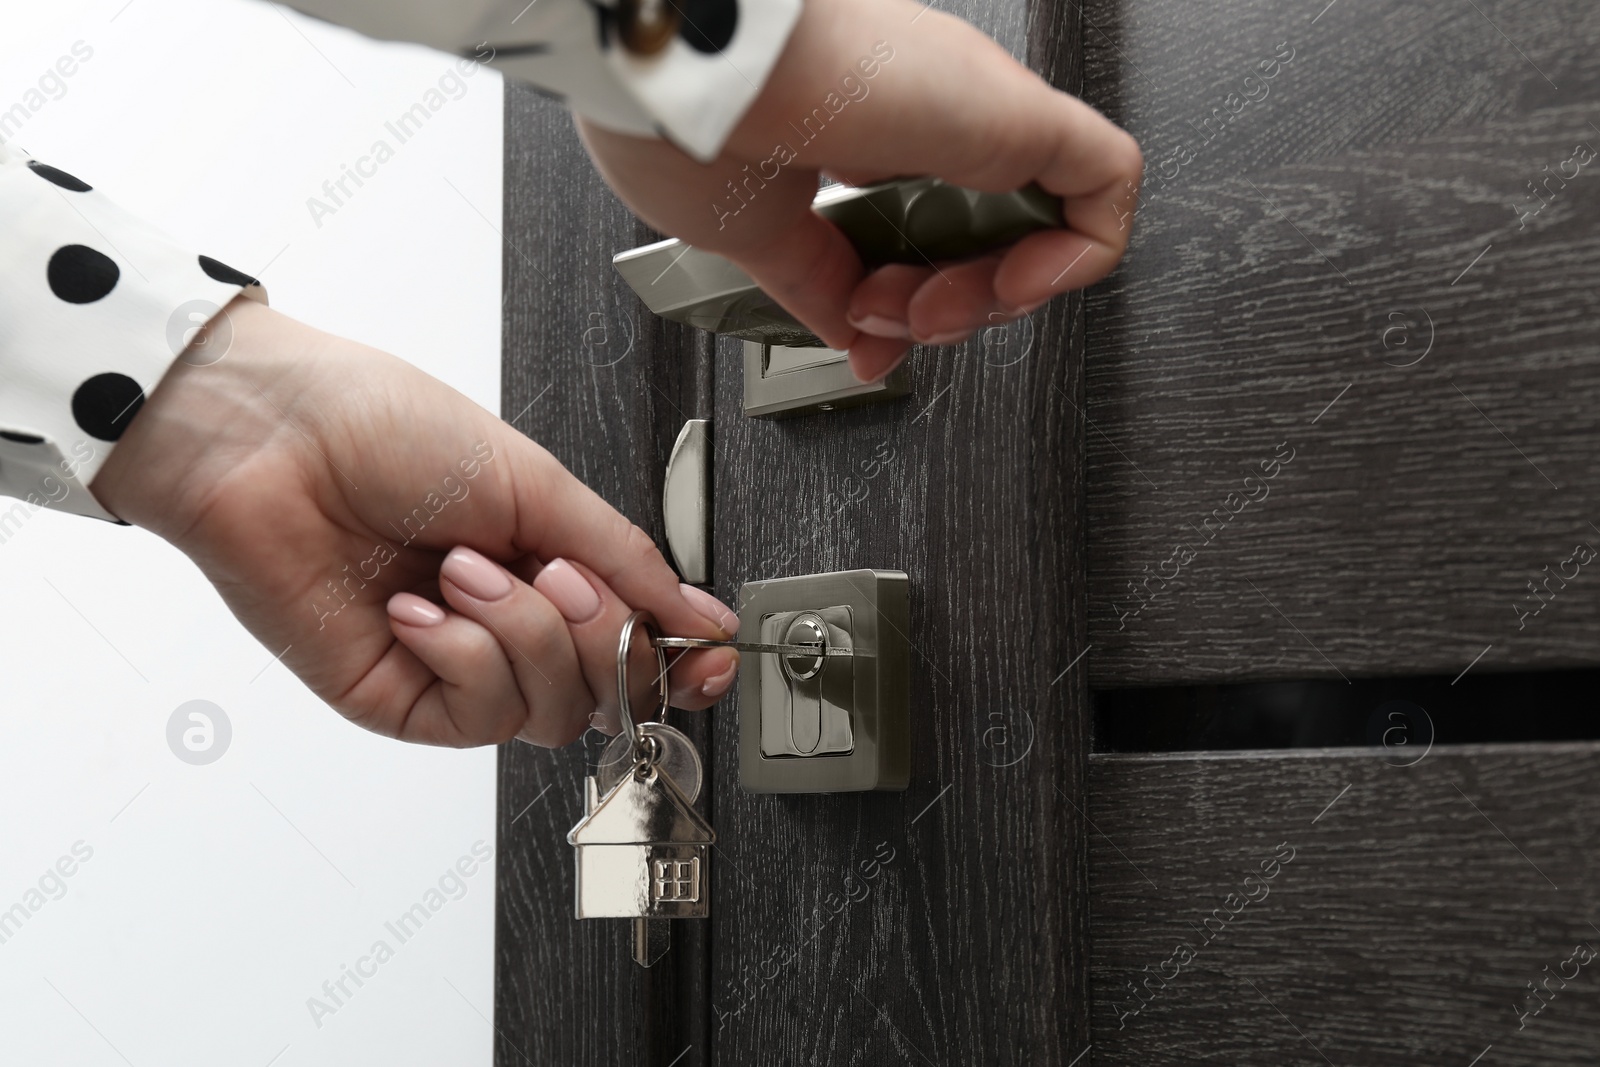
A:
[{"left": 612, "top": 178, "right": 1062, "bottom": 347}]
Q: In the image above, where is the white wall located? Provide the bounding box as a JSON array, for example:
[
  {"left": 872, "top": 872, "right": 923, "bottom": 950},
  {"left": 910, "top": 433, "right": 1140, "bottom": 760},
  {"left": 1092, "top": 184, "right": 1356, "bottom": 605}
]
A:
[{"left": 0, "top": 3, "right": 502, "bottom": 1064}]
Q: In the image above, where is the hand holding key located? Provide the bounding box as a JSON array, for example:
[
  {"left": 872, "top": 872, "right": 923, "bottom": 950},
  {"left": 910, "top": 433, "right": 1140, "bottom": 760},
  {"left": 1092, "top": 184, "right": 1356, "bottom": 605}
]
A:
[{"left": 93, "top": 297, "right": 740, "bottom": 748}]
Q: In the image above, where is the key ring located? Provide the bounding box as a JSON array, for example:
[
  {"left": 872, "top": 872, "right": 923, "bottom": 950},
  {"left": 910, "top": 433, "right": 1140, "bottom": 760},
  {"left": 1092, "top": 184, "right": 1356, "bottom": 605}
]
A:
[{"left": 616, "top": 610, "right": 671, "bottom": 765}]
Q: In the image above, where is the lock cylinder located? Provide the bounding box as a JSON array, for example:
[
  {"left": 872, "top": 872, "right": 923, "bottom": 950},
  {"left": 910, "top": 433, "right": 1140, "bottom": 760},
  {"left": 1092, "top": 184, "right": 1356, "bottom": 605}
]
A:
[{"left": 737, "top": 569, "right": 910, "bottom": 793}]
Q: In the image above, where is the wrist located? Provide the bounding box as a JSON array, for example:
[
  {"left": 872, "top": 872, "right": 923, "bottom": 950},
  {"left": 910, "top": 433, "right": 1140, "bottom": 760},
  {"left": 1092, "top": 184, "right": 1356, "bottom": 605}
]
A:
[
  {"left": 721, "top": 0, "right": 896, "bottom": 162},
  {"left": 91, "top": 296, "right": 331, "bottom": 549}
]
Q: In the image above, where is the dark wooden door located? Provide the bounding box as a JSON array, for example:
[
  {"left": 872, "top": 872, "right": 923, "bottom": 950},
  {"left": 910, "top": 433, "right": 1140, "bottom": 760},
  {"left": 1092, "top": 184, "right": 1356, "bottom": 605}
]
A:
[
  {"left": 496, "top": 0, "right": 1091, "bottom": 1060},
  {"left": 495, "top": 89, "right": 717, "bottom": 1065},
  {"left": 495, "top": 0, "right": 1600, "bottom": 1063},
  {"left": 1079, "top": 1, "right": 1600, "bottom": 1064}
]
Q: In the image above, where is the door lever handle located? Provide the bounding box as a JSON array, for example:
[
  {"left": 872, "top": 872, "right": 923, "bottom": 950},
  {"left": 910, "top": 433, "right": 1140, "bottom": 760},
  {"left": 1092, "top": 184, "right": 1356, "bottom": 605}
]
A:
[{"left": 613, "top": 177, "right": 1062, "bottom": 347}]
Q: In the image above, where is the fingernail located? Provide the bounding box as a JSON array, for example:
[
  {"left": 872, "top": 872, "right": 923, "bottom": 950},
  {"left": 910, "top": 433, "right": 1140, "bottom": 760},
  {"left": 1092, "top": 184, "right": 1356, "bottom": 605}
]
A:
[
  {"left": 862, "top": 350, "right": 910, "bottom": 384},
  {"left": 442, "top": 546, "right": 513, "bottom": 601},
  {"left": 847, "top": 312, "right": 911, "bottom": 340},
  {"left": 534, "top": 558, "right": 602, "bottom": 623},
  {"left": 702, "top": 660, "right": 738, "bottom": 699},
  {"left": 680, "top": 583, "right": 737, "bottom": 635},
  {"left": 916, "top": 329, "right": 971, "bottom": 346},
  {"left": 388, "top": 593, "right": 446, "bottom": 627}
]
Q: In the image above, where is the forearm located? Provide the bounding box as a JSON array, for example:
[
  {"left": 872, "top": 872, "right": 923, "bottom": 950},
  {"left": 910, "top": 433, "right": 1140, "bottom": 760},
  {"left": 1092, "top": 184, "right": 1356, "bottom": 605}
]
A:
[{"left": 92, "top": 297, "right": 333, "bottom": 550}]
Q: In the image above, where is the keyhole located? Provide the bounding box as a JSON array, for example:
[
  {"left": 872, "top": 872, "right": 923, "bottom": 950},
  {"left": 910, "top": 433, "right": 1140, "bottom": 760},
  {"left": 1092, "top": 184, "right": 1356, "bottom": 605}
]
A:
[
  {"left": 782, "top": 614, "right": 827, "bottom": 681},
  {"left": 782, "top": 613, "right": 828, "bottom": 755}
]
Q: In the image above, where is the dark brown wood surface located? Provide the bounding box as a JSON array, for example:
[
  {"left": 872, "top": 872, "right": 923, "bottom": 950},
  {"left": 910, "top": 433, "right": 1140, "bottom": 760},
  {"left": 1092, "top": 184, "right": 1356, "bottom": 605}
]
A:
[
  {"left": 1080, "top": 0, "right": 1600, "bottom": 687},
  {"left": 706, "top": 3, "right": 1090, "bottom": 1063},
  {"left": 496, "top": 82, "right": 713, "bottom": 1067},
  {"left": 1088, "top": 744, "right": 1600, "bottom": 1066}
]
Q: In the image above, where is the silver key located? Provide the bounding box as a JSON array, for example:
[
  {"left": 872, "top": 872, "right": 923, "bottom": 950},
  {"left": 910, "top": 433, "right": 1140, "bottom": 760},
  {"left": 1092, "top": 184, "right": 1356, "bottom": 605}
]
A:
[
  {"left": 596, "top": 721, "right": 703, "bottom": 803},
  {"left": 654, "top": 635, "right": 855, "bottom": 657}
]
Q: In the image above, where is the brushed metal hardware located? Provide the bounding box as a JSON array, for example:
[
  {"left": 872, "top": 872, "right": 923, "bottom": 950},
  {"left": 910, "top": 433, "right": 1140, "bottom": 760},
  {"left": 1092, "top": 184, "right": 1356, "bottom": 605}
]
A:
[
  {"left": 742, "top": 340, "right": 911, "bottom": 419},
  {"left": 760, "top": 607, "right": 856, "bottom": 758},
  {"left": 780, "top": 613, "right": 828, "bottom": 681},
  {"left": 662, "top": 419, "right": 710, "bottom": 583},
  {"left": 765, "top": 345, "right": 847, "bottom": 375},
  {"left": 612, "top": 177, "right": 1061, "bottom": 347},
  {"left": 736, "top": 569, "right": 910, "bottom": 793}
]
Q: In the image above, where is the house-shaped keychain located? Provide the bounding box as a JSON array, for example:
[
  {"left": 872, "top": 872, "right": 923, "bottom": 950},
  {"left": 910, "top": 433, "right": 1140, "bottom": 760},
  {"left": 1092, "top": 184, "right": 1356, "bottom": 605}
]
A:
[{"left": 567, "top": 764, "right": 714, "bottom": 920}]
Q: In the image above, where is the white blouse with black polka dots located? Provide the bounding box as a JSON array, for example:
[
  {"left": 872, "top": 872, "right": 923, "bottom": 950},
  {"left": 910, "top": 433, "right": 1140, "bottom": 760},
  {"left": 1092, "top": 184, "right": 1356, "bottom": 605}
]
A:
[{"left": 0, "top": 0, "right": 798, "bottom": 523}]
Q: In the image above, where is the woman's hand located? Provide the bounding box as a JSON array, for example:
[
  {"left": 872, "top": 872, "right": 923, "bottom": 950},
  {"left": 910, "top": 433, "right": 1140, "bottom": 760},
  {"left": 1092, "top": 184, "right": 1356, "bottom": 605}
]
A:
[
  {"left": 577, "top": 0, "right": 1143, "bottom": 383},
  {"left": 92, "top": 297, "right": 738, "bottom": 747}
]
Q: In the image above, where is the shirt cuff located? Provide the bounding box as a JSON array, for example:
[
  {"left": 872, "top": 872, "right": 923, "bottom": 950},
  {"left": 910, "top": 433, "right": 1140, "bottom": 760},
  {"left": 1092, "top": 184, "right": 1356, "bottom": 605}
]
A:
[
  {"left": 0, "top": 141, "right": 267, "bottom": 524},
  {"left": 481, "top": 0, "right": 804, "bottom": 163},
  {"left": 282, "top": 0, "right": 803, "bottom": 163}
]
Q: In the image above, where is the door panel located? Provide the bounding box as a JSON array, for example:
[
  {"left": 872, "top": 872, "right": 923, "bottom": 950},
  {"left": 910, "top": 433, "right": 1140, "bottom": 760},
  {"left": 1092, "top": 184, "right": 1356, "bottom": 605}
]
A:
[
  {"left": 706, "top": 5, "right": 1090, "bottom": 1060},
  {"left": 1080, "top": 0, "right": 1600, "bottom": 685},
  {"left": 1081, "top": 4, "right": 1600, "bottom": 1062},
  {"left": 494, "top": 0, "right": 1600, "bottom": 1062},
  {"left": 496, "top": 83, "right": 712, "bottom": 1067},
  {"left": 708, "top": 309, "right": 1089, "bottom": 1059},
  {"left": 1088, "top": 745, "right": 1600, "bottom": 1066},
  {"left": 1079, "top": 2, "right": 1600, "bottom": 1063}
]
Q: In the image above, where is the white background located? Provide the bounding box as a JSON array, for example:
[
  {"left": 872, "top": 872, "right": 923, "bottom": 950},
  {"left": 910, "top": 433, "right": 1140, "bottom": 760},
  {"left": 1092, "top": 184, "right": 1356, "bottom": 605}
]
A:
[{"left": 0, "top": 2, "right": 503, "bottom": 1064}]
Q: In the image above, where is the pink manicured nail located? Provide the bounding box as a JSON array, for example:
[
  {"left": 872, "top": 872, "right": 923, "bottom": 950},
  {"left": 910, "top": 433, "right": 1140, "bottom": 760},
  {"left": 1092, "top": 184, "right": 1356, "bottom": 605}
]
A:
[
  {"left": 917, "top": 329, "right": 971, "bottom": 346},
  {"left": 535, "top": 558, "right": 602, "bottom": 623},
  {"left": 848, "top": 313, "right": 911, "bottom": 339},
  {"left": 863, "top": 350, "right": 910, "bottom": 384},
  {"left": 388, "top": 593, "right": 445, "bottom": 627},
  {"left": 702, "top": 661, "right": 737, "bottom": 699},
  {"left": 680, "top": 583, "right": 736, "bottom": 635},
  {"left": 442, "top": 546, "right": 513, "bottom": 601}
]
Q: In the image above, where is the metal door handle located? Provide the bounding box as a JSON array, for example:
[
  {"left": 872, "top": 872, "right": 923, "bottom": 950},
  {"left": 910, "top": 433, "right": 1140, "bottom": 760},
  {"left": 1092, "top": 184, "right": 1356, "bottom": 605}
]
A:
[
  {"left": 613, "top": 177, "right": 1061, "bottom": 348},
  {"left": 662, "top": 419, "right": 710, "bottom": 584}
]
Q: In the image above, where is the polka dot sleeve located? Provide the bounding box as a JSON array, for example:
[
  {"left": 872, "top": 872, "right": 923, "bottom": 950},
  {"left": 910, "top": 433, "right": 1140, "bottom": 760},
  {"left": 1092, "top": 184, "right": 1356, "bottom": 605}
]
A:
[
  {"left": 0, "top": 141, "right": 266, "bottom": 523},
  {"left": 285, "top": 0, "right": 803, "bottom": 163}
]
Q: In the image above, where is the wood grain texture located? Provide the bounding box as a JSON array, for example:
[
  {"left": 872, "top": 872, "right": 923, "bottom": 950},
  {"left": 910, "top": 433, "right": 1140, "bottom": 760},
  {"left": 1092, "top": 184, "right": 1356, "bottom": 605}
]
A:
[
  {"left": 1088, "top": 745, "right": 1600, "bottom": 1066},
  {"left": 1080, "top": 0, "right": 1600, "bottom": 686},
  {"left": 706, "top": 3, "right": 1090, "bottom": 1063},
  {"left": 496, "top": 82, "right": 713, "bottom": 1067}
]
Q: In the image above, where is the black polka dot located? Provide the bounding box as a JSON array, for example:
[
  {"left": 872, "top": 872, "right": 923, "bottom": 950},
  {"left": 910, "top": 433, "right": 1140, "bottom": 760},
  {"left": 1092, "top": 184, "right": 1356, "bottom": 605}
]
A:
[
  {"left": 72, "top": 374, "right": 145, "bottom": 442},
  {"left": 0, "top": 431, "right": 44, "bottom": 444},
  {"left": 48, "top": 245, "right": 119, "bottom": 304},
  {"left": 199, "top": 255, "right": 259, "bottom": 287},
  {"left": 678, "top": 0, "right": 737, "bottom": 52},
  {"left": 27, "top": 161, "right": 91, "bottom": 192}
]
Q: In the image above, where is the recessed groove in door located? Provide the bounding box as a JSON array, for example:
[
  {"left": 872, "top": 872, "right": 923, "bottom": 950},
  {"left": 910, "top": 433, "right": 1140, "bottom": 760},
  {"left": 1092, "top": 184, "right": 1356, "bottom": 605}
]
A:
[{"left": 1093, "top": 667, "right": 1600, "bottom": 753}]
